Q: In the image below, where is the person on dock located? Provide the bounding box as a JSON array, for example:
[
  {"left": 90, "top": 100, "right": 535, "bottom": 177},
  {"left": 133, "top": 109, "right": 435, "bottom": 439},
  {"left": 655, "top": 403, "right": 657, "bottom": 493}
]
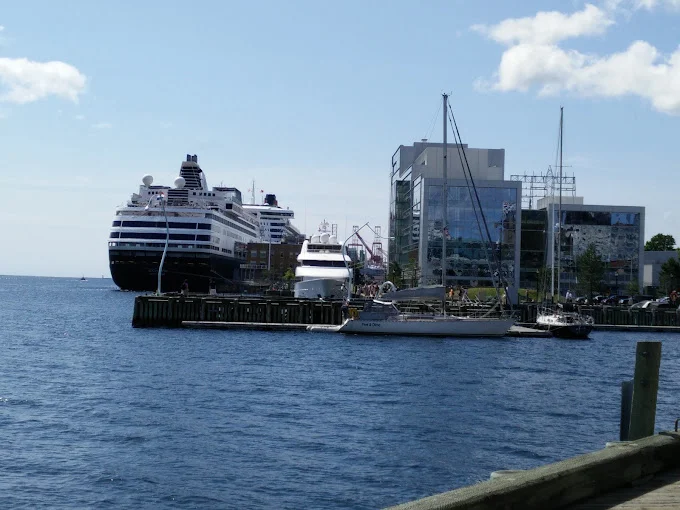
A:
[
  {"left": 208, "top": 278, "right": 217, "bottom": 295},
  {"left": 341, "top": 299, "right": 349, "bottom": 321},
  {"left": 181, "top": 279, "right": 189, "bottom": 296}
]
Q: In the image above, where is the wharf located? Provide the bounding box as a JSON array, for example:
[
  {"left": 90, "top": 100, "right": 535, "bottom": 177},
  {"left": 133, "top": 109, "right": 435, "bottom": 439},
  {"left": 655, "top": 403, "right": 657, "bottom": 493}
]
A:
[
  {"left": 132, "top": 294, "right": 343, "bottom": 328},
  {"left": 386, "top": 432, "right": 680, "bottom": 510},
  {"left": 506, "top": 325, "right": 551, "bottom": 337},
  {"left": 182, "top": 321, "right": 309, "bottom": 331},
  {"left": 593, "top": 324, "right": 680, "bottom": 333}
]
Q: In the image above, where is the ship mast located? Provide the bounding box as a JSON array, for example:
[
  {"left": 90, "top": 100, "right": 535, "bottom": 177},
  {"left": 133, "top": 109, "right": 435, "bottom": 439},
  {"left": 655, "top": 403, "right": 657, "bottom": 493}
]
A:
[
  {"left": 442, "top": 93, "right": 448, "bottom": 290},
  {"left": 557, "top": 106, "right": 563, "bottom": 301}
]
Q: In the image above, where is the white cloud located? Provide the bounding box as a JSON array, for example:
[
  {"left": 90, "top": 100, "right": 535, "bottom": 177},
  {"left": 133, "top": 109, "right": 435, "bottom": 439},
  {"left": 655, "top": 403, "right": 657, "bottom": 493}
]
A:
[
  {"left": 635, "top": 0, "right": 680, "bottom": 9},
  {"left": 75, "top": 114, "right": 85, "bottom": 120},
  {"left": 91, "top": 122, "right": 112, "bottom": 129},
  {"left": 159, "top": 121, "right": 173, "bottom": 129},
  {"left": 0, "top": 26, "right": 4, "bottom": 32},
  {"left": 0, "top": 57, "right": 86, "bottom": 104},
  {"left": 473, "top": 4, "right": 680, "bottom": 115},
  {"left": 471, "top": 4, "right": 613, "bottom": 45}
]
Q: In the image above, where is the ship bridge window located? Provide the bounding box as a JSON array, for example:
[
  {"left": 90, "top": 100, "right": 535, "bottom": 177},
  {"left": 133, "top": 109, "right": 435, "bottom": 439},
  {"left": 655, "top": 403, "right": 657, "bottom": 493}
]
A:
[
  {"left": 112, "top": 220, "right": 121, "bottom": 227},
  {"left": 301, "top": 260, "right": 347, "bottom": 267}
]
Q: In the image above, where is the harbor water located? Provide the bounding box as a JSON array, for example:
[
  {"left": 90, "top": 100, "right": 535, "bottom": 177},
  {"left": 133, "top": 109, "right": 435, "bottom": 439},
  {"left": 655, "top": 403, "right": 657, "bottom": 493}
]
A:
[{"left": 1, "top": 275, "right": 679, "bottom": 509}]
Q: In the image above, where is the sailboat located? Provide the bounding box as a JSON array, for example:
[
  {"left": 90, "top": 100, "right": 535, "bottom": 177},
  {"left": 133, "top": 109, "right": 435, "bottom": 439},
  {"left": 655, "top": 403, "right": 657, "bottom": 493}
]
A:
[
  {"left": 338, "top": 94, "right": 515, "bottom": 338},
  {"left": 535, "top": 107, "right": 594, "bottom": 339}
]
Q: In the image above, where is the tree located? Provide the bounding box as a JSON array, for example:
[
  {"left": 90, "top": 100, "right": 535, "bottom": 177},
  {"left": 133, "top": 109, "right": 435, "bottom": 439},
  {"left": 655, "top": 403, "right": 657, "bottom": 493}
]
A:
[
  {"left": 283, "top": 268, "right": 296, "bottom": 290},
  {"left": 659, "top": 257, "right": 680, "bottom": 293},
  {"left": 576, "top": 244, "right": 605, "bottom": 300},
  {"left": 387, "top": 261, "right": 403, "bottom": 288},
  {"left": 403, "top": 257, "right": 420, "bottom": 288},
  {"left": 627, "top": 278, "right": 640, "bottom": 295},
  {"left": 645, "top": 233, "right": 676, "bottom": 251}
]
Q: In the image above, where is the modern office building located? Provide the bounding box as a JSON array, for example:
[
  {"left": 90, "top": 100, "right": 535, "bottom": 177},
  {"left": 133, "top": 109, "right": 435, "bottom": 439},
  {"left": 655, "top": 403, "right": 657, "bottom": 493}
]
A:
[
  {"left": 389, "top": 141, "right": 521, "bottom": 300},
  {"left": 643, "top": 251, "right": 678, "bottom": 291},
  {"left": 537, "top": 197, "right": 645, "bottom": 296}
]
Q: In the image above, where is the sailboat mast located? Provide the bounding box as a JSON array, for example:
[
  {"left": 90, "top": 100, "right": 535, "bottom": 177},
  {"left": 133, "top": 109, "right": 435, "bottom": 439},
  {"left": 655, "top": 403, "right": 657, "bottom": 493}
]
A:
[
  {"left": 557, "top": 106, "right": 563, "bottom": 300},
  {"left": 442, "top": 93, "right": 448, "bottom": 289}
]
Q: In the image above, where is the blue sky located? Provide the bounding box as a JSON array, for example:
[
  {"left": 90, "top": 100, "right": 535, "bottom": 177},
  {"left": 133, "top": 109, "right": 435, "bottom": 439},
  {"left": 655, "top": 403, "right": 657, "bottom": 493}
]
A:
[{"left": 1, "top": 0, "right": 679, "bottom": 277}]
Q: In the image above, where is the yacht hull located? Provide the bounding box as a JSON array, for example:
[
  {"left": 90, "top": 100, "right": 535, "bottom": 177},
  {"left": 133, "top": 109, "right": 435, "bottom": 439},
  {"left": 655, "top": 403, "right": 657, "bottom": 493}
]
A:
[
  {"left": 294, "top": 278, "right": 345, "bottom": 300},
  {"left": 109, "top": 249, "right": 242, "bottom": 293},
  {"left": 338, "top": 317, "right": 514, "bottom": 337},
  {"left": 537, "top": 323, "right": 593, "bottom": 339}
]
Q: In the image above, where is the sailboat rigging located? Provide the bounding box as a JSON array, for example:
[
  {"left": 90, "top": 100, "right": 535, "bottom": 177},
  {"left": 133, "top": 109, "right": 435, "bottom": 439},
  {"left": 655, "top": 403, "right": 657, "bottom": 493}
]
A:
[
  {"left": 336, "top": 93, "right": 514, "bottom": 337},
  {"left": 536, "top": 107, "right": 594, "bottom": 339}
]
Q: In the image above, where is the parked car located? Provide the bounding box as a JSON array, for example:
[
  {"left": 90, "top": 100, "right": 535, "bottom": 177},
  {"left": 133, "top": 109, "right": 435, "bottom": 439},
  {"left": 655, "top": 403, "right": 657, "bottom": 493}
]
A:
[
  {"left": 629, "top": 295, "right": 654, "bottom": 305},
  {"left": 575, "top": 296, "right": 589, "bottom": 304},
  {"left": 630, "top": 300, "right": 653, "bottom": 309},
  {"left": 648, "top": 300, "right": 675, "bottom": 309},
  {"left": 617, "top": 295, "right": 631, "bottom": 305}
]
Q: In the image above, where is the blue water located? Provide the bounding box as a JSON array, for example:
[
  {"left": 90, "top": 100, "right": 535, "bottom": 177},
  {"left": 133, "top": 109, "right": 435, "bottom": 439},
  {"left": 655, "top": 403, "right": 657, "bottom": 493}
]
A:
[{"left": 1, "top": 275, "right": 679, "bottom": 509}]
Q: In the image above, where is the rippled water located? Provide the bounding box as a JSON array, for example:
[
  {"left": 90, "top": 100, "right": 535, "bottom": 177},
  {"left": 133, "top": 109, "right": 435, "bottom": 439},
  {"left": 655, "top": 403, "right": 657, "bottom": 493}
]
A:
[{"left": 1, "top": 275, "right": 679, "bottom": 509}]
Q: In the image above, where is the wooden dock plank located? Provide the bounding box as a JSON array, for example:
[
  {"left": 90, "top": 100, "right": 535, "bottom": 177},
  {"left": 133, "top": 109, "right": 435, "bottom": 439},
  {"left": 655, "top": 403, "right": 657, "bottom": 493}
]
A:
[{"left": 567, "top": 468, "right": 680, "bottom": 509}]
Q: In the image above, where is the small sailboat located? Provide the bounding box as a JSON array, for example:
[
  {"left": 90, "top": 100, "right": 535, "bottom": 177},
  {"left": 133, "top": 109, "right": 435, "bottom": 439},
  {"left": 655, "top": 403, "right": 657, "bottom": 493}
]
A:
[{"left": 535, "top": 107, "right": 593, "bottom": 339}]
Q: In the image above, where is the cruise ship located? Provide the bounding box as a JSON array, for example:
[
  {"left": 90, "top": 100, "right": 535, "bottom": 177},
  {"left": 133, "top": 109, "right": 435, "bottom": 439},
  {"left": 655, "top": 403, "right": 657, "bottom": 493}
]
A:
[
  {"left": 243, "top": 193, "right": 303, "bottom": 244},
  {"left": 109, "top": 155, "right": 266, "bottom": 293},
  {"left": 294, "top": 221, "right": 351, "bottom": 299}
]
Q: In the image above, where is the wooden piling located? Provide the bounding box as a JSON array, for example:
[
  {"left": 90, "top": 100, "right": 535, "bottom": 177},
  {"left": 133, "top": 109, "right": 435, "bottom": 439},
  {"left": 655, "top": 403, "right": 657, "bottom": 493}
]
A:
[
  {"left": 619, "top": 379, "right": 633, "bottom": 441},
  {"left": 628, "top": 341, "right": 662, "bottom": 440}
]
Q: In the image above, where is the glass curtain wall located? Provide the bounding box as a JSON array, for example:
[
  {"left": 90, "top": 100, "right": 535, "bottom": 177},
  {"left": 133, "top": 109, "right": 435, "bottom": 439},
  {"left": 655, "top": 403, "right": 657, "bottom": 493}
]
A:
[
  {"left": 558, "top": 210, "right": 641, "bottom": 295},
  {"left": 424, "top": 184, "right": 518, "bottom": 288},
  {"left": 520, "top": 209, "right": 547, "bottom": 291},
  {"left": 389, "top": 166, "right": 422, "bottom": 286}
]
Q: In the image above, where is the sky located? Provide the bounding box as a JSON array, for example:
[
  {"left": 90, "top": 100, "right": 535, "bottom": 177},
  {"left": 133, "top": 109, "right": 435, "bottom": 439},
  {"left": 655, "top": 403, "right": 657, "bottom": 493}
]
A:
[{"left": 1, "top": 0, "right": 680, "bottom": 277}]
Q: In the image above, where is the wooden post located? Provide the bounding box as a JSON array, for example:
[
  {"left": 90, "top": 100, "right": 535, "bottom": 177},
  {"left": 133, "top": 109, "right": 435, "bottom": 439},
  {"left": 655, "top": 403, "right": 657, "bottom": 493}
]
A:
[
  {"left": 619, "top": 379, "right": 633, "bottom": 441},
  {"left": 628, "top": 341, "right": 662, "bottom": 441}
]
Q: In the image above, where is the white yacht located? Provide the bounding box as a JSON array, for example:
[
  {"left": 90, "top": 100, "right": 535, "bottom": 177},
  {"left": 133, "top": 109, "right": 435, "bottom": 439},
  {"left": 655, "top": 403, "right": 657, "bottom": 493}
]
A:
[
  {"left": 294, "top": 221, "right": 351, "bottom": 299},
  {"left": 109, "top": 154, "right": 262, "bottom": 292}
]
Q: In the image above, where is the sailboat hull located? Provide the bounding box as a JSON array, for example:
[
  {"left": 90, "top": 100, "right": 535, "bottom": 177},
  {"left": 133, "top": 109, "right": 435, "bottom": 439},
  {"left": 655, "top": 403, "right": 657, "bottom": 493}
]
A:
[
  {"left": 338, "top": 317, "right": 514, "bottom": 337},
  {"left": 542, "top": 324, "right": 593, "bottom": 339}
]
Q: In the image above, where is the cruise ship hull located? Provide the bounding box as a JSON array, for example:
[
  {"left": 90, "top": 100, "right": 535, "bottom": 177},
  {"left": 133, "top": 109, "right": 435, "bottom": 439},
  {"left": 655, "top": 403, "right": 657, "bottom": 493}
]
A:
[
  {"left": 109, "top": 249, "right": 242, "bottom": 293},
  {"left": 294, "top": 278, "right": 346, "bottom": 300}
]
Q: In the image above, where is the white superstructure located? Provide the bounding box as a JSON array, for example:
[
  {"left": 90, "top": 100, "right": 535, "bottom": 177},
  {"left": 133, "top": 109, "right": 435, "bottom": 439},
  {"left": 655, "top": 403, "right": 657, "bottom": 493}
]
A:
[
  {"left": 294, "top": 221, "right": 351, "bottom": 299},
  {"left": 242, "top": 193, "right": 301, "bottom": 244}
]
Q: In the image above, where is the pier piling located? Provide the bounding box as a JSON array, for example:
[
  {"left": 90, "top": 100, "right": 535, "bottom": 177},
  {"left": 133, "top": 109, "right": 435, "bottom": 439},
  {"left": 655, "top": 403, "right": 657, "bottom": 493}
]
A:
[{"left": 628, "top": 341, "right": 662, "bottom": 440}]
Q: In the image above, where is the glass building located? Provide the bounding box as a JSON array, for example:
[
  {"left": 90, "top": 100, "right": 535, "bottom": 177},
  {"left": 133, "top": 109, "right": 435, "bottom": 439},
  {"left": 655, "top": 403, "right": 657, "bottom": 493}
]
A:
[
  {"left": 389, "top": 142, "right": 521, "bottom": 298},
  {"left": 543, "top": 202, "right": 645, "bottom": 296},
  {"left": 519, "top": 209, "right": 547, "bottom": 291}
]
